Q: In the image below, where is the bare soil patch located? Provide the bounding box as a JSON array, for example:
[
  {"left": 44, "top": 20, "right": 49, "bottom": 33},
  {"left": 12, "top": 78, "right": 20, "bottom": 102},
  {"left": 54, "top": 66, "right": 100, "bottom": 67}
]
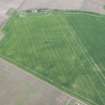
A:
[
  {"left": 18, "top": 0, "right": 105, "bottom": 14},
  {"left": 0, "top": 0, "right": 24, "bottom": 27},
  {"left": 81, "top": 0, "right": 105, "bottom": 14},
  {"left": 0, "top": 58, "right": 86, "bottom": 105},
  {"left": 0, "top": 1, "right": 104, "bottom": 105},
  {"left": 18, "top": 0, "right": 84, "bottom": 10}
]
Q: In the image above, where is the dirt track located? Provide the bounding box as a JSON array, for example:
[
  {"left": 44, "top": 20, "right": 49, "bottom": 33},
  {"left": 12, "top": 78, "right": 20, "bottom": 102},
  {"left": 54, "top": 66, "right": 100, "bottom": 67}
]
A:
[
  {"left": 19, "top": 0, "right": 84, "bottom": 10},
  {"left": 0, "top": 0, "right": 105, "bottom": 27},
  {"left": 0, "top": 0, "right": 23, "bottom": 27},
  {"left": 81, "top": 0, "right": 105, "bottom": 14},
  {"left": 18, "top": 0, "right": 105, "bottom": 13}
]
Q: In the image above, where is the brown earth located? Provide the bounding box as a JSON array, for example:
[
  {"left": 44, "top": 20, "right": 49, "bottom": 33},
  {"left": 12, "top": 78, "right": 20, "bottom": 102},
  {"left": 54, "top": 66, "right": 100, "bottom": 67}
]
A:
[
  {"left": 18, "top": 0, "right": 84, "bottom": 10},
  {"left": 0, "top": 0, "right": 105, "bottom": 26},
  {"left": 0, "top": 58, "right": 86, "bottom": 105},
  {"left": 81, "top": 0, "right": 105, "bottom": 14},
  {"left": 18, "top": 0, "right": 105, "bottom": 13}
]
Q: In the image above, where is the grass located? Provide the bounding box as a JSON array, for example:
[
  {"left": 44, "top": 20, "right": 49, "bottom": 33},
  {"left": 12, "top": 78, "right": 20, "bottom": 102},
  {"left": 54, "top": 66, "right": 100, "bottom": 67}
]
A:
[{"left": 0, "top": 11, "right": 105, "bottom": 105}]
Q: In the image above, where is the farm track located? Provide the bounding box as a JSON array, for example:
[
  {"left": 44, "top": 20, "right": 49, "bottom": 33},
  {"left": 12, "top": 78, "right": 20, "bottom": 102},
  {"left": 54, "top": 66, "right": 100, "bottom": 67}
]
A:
[{"left": 0, "top": 0, "right": 105, "bottom": 29}]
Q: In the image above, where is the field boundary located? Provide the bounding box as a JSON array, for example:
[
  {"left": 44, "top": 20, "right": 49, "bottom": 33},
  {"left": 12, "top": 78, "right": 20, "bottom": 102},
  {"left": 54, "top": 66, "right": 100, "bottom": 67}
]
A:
[
  {"left": 0, "top": 56, "right": 88, "bottom": 105},
  {"left": 0, "top": 11, "right": 104, "bottom": 105}
]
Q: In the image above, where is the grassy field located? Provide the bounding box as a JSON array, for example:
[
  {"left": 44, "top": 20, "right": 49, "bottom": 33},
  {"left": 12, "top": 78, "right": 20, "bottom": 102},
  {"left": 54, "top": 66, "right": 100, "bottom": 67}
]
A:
[{"left": 0, "top": 11, "right": 105, "bottom": 105}]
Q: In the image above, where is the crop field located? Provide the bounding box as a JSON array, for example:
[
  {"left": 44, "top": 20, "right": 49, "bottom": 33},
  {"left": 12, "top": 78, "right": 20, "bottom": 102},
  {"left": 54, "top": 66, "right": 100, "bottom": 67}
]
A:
[{"left": 0, "top": 11, "right": 105, "bottom": 105}]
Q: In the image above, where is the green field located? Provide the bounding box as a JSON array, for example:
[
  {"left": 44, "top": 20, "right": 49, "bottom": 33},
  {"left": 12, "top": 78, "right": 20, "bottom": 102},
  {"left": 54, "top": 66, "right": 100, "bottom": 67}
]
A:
[{"left": 0, "top": 11, "right": 105, "bottom": 105}]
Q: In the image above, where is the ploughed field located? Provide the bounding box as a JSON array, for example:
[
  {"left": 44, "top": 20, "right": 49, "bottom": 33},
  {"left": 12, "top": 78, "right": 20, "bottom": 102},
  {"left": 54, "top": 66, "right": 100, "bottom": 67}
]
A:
[{"left": 0, "top": 11, "right": 105, "bottom": 105}]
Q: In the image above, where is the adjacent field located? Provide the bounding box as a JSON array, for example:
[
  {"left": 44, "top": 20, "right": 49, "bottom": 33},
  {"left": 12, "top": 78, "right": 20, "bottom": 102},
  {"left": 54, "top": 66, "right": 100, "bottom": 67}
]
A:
[
  {"left": 0, "top": 58, "right": 74, "bottom": 105},
  {"left": 0, "top": 11, "right": 105, "bottom": 105}
]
